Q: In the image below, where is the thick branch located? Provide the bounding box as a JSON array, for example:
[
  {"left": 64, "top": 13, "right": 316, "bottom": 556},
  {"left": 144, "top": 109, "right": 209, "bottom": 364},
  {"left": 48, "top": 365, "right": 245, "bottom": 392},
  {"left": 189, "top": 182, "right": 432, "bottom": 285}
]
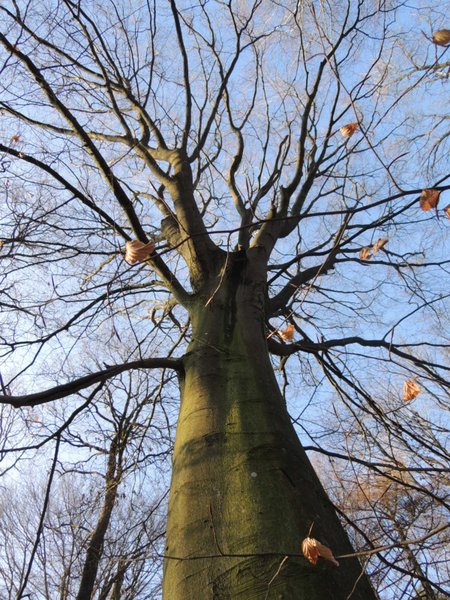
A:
[
  {"left": 0, "top": 34, "right": 146, "bottom": 240},
  {"left": 267, "top": 260, "right": 336, "bottom": 316},
  {"left": 269, "top": 336, "right": 450, "bottom": 378},
  {"left": 169, "top": 0, "right": 192, "bottom": 148},
  {"left": 0, "top": 357, "right": 184, "bottom": 408},
  {"left": 0, "top": 143, "right": 129, "bottom": 239}
]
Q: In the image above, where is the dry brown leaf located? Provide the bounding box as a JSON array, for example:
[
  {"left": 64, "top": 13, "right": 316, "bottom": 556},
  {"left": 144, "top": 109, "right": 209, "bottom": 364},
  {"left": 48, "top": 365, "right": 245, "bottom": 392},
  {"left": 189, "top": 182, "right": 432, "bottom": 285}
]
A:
[
  {"left": 403, "top": 379, "right": 420, "bottom": 402},
  {"left": 432, "top": 29, "right": 450, "bottom": 46},
  {"left": 340, "top": 122, "right": 359, "bottom": 138},
  {"left": 0, "top": 240, "right": 4, "bottom": 250},
  {"left": 419, "top": 189, "right": 440, "bottom": 211},
  {"left": 10, "top": 134, "right": 20, "bottom": 144},
  {"left": 373, "top": 238, "right": 388, "bottom": 253},
  {"left": 444, "top": 205, "right": 450, "bottom": 219},
  {"left": 278, "top": 323, "right": 295, "bottom": 341},
  {"left": 124, "top": 240, "right": 155, "bottom": 265},
  {"left": 359, "top": 246, "right": 372, "bottom": 260},
  {"left": 301, "top": 537, "right": 339, "bottom": 567}
]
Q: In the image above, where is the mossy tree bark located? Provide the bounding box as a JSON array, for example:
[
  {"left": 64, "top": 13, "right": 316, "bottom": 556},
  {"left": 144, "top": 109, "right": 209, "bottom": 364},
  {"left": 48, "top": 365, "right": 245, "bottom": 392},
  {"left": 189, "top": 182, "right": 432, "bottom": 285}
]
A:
[{"left": 163, "top": 248, "right": 376, "bottom": 599}]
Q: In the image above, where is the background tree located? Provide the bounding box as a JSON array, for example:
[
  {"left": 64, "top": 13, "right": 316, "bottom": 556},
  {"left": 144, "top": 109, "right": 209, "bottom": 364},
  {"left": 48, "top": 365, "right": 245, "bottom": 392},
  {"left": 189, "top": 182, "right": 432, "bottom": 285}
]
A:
[
  {"left": 0, "top": 375, "right": 167, "bottom": 599},
  {"left": 0, "top": 1, "right": 449, "bottom": 598}
]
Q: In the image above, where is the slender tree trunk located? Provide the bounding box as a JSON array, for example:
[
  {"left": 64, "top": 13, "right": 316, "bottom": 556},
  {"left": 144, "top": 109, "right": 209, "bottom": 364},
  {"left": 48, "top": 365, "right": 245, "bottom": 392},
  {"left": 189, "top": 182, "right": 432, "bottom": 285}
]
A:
[
  {"left": 163, "top": 251, "right": 377, "bottom": 599},
  {"left": 76, "top": 435, "right": 121, "bottom": 600}
]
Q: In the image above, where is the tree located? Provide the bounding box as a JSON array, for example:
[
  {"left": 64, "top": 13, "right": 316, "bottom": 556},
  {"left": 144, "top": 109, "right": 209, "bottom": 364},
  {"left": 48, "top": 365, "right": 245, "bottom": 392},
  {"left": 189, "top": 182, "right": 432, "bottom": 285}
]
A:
[
  {"left": 0, "top": 375, "right": 167, "bottom": 599},
  {"left": 311, "top": 426, "right": 449, "bottom": 599},
  {"left": 0, "top": 464, "right": 165, "bottom": 599},
  {"left": 0, "top": 1, "right": 449, "bottom": 598}
]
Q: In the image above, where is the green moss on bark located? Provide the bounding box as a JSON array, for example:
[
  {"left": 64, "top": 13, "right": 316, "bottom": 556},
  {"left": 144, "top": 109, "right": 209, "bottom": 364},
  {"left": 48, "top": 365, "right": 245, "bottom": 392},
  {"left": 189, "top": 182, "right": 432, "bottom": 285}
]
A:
[{"left": 163, "top": 260, "right": 376, "bottom": 599}]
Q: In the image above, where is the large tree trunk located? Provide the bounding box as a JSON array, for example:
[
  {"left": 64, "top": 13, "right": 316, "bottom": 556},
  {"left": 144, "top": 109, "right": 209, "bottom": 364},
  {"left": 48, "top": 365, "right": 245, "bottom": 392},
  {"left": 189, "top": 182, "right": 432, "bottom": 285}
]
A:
[{"left": 163, "top": 250, "right": 376, "bottom": 599}]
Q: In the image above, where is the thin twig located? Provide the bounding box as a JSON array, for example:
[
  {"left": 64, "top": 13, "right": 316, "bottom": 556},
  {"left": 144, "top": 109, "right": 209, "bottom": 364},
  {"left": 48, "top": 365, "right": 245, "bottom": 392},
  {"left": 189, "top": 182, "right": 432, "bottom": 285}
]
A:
[
  {"left": 16, "top": 434, "right": 61, "bottom": 599},
  {"left": 161, "top": 522, "right": 449, "bottom": 562},
  {"left": 264, "top": 555, "right": 289, "bottom": 600}
]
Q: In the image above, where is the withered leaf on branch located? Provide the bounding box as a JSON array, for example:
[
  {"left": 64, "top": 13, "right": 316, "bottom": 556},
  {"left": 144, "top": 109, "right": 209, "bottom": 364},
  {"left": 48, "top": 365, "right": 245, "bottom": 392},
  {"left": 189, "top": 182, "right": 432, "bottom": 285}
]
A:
[
  {"left": 359, "top": 246, "right": 372, "bottom": 260},
  {"left": 124, "top": 240, "right": 155, "bottom": 265},
  {"left": 419, "top": 189, "right": 440, "bottom": 211},
  {"left": 278, "top": 323, "right": 295, "bottom": 341},
  {"left": 373, "top": 238, "right": 388, "bottom": 253},
  {"left": 432, "top": 29, "right": 450, "bottom": 46},
  {"left": 301, "top": 537, "right": 339, "bottom": 567},
  {"left": 403, "top": 379, "right": 421, "bottom": 401},
  {"left": 444, "top": 205, "right": 450, "bottom": 219},
  {"left": 339, "top": 122, "right": 359, "bottom": 138}
]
